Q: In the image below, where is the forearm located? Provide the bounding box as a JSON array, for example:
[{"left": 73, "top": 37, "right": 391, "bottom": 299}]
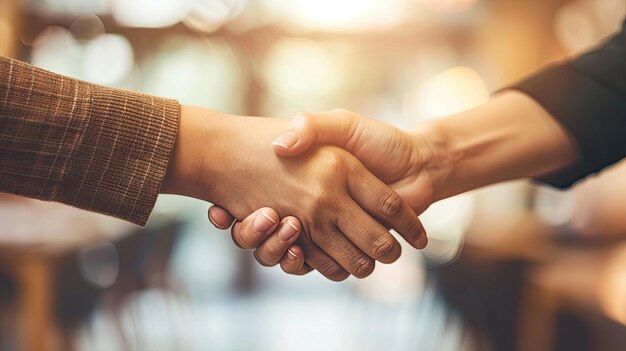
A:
[
  {"left": 161, "top": 105, "right": 232, "bottom": 200},
  {"left": 415, "top": 91, "right": 579, "bottom": 201}
]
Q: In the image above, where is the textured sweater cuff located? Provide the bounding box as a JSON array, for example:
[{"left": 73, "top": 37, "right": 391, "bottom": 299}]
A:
[{"left": 56, "top": 84, "right": 180, "bottom": 226}]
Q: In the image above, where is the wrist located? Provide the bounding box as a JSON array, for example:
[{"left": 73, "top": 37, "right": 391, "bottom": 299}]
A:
[
  {"left": 409, "top": 119, "right": 460, "bottom": 202},
  {"left": 412, "top": 91, "right": 578, "bottom": 200},
  {"left": 161, "top": 105, "right": 231, "bottom": 199}
]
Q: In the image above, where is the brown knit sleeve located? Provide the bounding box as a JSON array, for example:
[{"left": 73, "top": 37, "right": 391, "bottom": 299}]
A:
[{"left": 0, "top": 56, "right": 180, "bottom": 226}]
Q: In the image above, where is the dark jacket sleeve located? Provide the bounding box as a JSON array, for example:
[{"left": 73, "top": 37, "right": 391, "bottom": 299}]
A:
[
  {"left": 0, "top": 57, "right": 180, "bottom": 226},
  {"left": 512, "top": 19, "right": 626, "bottom": 188}
]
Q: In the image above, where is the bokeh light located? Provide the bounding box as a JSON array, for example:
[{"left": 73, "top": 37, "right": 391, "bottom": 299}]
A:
[
  {"left": 141, "top": 37, "right": 246, "bottom": 113},
  {"left": 31, "top": 26, "right": 80, "bottom": 77},
  {"left": 183, "top": 0, "right": 248, "bottom": 33},
  {"left": 420, "top": 194, "right": 474, "bottom": 264},
  {"left": 419, "top": 0, "right": 480, "bottom": 13},
  {"left": 79, "top": 242, "right": 120, "bottom": 288},
  {"left": 69, "top": 13, "right": 105, "bottom": 41},
  {"left": 554, "top": 1, "right": 599, "bottom": 54},
  {"left": 554, "top": 0, "right": 625, "bottom": 54},
  {"left": 112, "top": 0, "right": 194, "bottom": 28},
  {"left": 408, "top": 66, "right": 489, "bottom": 120},
  {"left": 83, "top": 34, "right": 134, "bottom": 85},
  {"left": 31, "top": 24, "right": 135, "bottom": 86},
  {"left": 534, "top": 186, "right": 575, "bottom": 227},
  {"left": 273, "top": 0, "right": 409, "bottom": 31}
]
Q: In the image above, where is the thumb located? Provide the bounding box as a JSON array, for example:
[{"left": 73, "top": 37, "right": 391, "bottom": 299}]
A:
[{"left": 271, "top": 110, "right": 358, "bottom": 156}]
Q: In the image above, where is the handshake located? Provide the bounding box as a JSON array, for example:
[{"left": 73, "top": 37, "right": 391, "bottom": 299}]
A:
[{"left": 160, "top": 91, "right": 577, "bottom": 281}]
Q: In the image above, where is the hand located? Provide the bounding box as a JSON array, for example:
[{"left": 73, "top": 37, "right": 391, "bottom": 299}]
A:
[
  {"left": 271, "top": 110, "right": 443, "bottom": 213},
  {"left": 162, "top": 106, "right": 427, "bottom": 281},
  {"left": 209, "top": 109, "right": 443, "bottom": 275}
]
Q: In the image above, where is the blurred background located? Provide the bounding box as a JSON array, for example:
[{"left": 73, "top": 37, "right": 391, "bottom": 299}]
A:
[{"left": 0, "top": 0, "right": 625, "bottom": 350}]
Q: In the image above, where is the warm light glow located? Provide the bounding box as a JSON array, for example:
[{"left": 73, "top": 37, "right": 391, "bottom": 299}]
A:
[
  {"left": 419, "top": 0, "right": 479, "bottom": 13},
  {"left": 273, "top": 0, "right": 408, "bottom": 31},
  {"left": 263, "top": 39, "right": 343, "bottom": 98},
  {"left": 408, "top": 66, "right": 489, "bottom": 120},
  {"left": 112, "top": 0, "right": 194, "bottom": 28}
]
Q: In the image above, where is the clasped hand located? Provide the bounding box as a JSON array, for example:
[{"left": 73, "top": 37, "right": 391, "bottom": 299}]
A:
[{"left": 199, "top": 109, "right": 440, "bottom": 281}]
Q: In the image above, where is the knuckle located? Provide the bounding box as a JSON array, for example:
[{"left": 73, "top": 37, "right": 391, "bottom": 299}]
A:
[
  {"left": 330, "top": 108, "right": 358, "bottom": 128},
  {"left": 351, "top": 255, "right": 375, "bottom": 279},
  {"left": 307, "top": 190, "right": 337, "bottom": 219},
  {"left": 319, "top": 262, "right": 348, "bottom": 281},
  {"left": 381, "top": 192, "right": 402, "bottom": 217},
  {"left": 372, "top": 235, "right": 396, "bottom": 258},
  {"left": 317, "top": 190, "right": 337, "bottom": 209},
  {"left": 315, "top": 147, "right": 347, "bottom": 171},
  {"left": 326, "top": 152, "right": 346, "bottom": 173},
  {"left": 300, "top": 112, "right": 315, "bottom": 121},
  {"left": 330, "top": 108, "right": 347, "bottom": 114},
  {"left": 330, "top": 108, "right": 356, "bottom": 124}
]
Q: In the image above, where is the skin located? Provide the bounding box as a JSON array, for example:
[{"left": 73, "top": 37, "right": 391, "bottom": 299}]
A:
[
  {"left": 160, "top": 106, "right": 427, "bottom": 281},
  {"left": 208, "top": 91, "right": 579, "bottom": 277}
]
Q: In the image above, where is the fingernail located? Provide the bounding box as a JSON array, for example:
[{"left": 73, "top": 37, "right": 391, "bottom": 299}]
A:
[
  {"left": 271, "top": 131, "right": 299, "bottom": 149},
  {"left": 277, "top": 219, "right": 299, "bottom": 241},
  {"left": 253, "top": 210, "right": 276, "bottom": 232},
  {"left": 287, "top": 249, "right": 298, "bottom": 260},
  {"left": 208, "top": 211, "right": 226, "bottom": 229}
]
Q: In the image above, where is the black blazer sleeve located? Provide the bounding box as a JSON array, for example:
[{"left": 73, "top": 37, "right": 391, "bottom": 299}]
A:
[{"left": 511, "top": 19, "right": 626, "bottom": 188}]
